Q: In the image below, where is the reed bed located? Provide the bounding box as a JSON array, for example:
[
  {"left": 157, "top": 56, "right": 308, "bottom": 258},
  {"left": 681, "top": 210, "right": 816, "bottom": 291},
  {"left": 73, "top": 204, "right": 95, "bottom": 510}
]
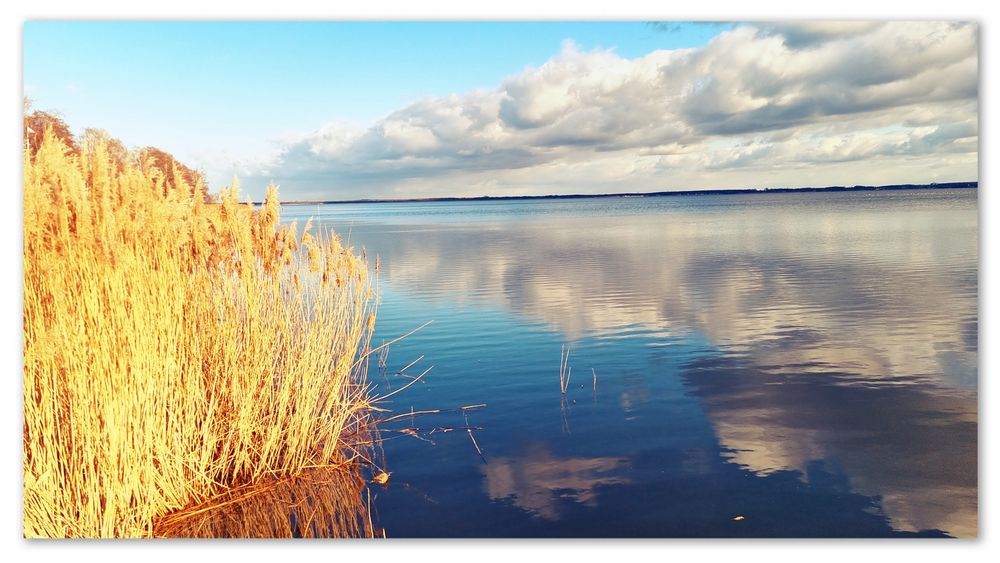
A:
[{"left": 23, "top": 127, "right": 379, "bottom": 538}]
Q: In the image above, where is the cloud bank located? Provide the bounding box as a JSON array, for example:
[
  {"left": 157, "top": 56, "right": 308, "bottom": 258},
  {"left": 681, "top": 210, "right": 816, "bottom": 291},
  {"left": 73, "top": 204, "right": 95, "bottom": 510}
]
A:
[{"left": 235, "top": 21, "right": 978, "bottom": 200}]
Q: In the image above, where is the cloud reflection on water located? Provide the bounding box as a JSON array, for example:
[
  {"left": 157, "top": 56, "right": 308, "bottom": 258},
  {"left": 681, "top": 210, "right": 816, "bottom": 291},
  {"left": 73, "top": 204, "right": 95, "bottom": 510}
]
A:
[
  {"left": 683, "top": 353, "right": 977, "bottom": 536},
  {"left": 481, "top": 443, "right": 631, "bottom": 520},
  {"left": 301, "top": 190, "right": 977, "bottom": 536}
]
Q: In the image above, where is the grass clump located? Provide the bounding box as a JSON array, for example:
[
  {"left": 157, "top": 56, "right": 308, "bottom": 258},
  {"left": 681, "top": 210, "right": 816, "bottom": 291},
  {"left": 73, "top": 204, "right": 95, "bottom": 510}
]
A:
[{"left": 23, "top": 127, "right": 378, "bottom": 538}]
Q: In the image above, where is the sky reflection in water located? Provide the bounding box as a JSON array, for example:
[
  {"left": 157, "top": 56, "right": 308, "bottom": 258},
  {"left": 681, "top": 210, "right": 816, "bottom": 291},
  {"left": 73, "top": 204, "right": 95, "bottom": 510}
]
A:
[{"left": 283, "top": 189, "right": 977, "bottom": 537}]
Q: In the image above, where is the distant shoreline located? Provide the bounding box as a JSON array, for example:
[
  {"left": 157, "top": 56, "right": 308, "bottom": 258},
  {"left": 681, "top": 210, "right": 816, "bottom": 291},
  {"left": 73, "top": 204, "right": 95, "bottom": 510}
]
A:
[{"left": 279, "top": 181, "right": 978, "bottom": 206}]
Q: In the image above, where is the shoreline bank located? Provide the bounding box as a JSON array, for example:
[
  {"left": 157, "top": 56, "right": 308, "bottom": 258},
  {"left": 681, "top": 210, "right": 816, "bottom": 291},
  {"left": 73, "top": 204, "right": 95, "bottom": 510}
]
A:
[{"left": 278, "top": 181, "right": 977, "bottom": 206}]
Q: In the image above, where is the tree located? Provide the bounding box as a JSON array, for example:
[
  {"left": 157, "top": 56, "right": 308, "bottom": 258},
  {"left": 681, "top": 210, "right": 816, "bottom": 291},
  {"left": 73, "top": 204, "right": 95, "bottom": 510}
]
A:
[
  {"left": 24, "top": 110, "right": 79, "bottom": 158},
  {"left": 23, "top": 99, "right": 213, "bottom": 203},
  {"left": 139, "top": 146, "right": 212, "bottom": 203},
  {"left": 81, "top": 128, "right": 131, "bottom": 173}
]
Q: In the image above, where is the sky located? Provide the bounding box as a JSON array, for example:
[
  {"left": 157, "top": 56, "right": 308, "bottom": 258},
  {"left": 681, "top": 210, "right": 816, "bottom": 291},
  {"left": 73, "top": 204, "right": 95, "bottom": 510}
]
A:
[{"left": 23, "top": 21, "right": 978, "bottom": 201}]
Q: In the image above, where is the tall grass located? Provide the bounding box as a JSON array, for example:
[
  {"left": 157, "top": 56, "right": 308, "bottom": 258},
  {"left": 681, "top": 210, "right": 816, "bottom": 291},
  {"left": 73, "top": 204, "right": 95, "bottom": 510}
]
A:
[{"left": 23, "top": 127, "right": 378, "bottom": 537}]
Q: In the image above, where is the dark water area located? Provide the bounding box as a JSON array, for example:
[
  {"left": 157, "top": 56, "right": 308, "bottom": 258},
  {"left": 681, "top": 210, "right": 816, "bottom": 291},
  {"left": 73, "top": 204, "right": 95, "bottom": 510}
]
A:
[{"left": 282, "top": 188, "right": 978, "bottom": 538}]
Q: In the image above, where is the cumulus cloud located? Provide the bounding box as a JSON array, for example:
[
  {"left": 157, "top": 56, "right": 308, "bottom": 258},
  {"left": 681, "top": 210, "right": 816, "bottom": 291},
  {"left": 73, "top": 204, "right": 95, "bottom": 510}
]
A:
[
  {"left": 234, "top": 21, "right": 978, "bottom": 200},
  {"left": 756, "top": 21, "right": 885, "bottom": 48}
]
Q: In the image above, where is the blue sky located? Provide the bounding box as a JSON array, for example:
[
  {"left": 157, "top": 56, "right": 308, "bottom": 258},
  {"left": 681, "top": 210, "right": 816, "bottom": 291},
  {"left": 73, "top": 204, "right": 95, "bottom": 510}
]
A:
[
  {"left": 24, "top": 22, "right": 727, "bottom": 161},
  {"left": 23, "top": 21, "right": 977, "bottom": 200}
]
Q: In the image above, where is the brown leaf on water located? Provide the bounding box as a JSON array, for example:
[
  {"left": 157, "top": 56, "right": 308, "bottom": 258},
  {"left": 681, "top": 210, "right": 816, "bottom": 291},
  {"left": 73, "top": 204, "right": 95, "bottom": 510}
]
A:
[{"left": 372, "top": 471, "right": 391, "bottom": 486}]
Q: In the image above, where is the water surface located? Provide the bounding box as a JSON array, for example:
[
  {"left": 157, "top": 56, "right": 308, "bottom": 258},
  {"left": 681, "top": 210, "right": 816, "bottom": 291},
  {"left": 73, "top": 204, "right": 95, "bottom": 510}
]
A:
[{"left": 284, "top": 189, "right": 977, "bottom": 538}]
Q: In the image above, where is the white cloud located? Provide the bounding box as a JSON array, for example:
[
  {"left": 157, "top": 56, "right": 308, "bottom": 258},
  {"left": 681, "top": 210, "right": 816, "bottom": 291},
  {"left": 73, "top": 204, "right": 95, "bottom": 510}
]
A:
[{"left": 231, "top": 21, "right": 978, "bottom": 200}]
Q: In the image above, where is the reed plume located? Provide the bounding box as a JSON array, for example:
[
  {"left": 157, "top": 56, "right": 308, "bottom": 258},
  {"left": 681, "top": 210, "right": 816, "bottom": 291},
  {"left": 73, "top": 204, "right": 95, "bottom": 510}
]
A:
[{"left": 23, "top": 126, "right": 378, "bottom": 538}]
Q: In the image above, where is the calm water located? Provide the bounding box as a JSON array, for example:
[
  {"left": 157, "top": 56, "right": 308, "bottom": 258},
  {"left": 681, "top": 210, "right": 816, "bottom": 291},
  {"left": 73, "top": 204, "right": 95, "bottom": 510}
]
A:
[{"left": 284, "top": 188, "right": 978, "bottom": 538}]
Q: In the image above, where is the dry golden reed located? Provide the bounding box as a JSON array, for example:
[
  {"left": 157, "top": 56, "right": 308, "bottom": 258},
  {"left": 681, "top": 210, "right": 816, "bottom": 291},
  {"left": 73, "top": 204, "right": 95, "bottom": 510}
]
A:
[{"left": 23, "top": 127, "right": 378, "bottom": 538}]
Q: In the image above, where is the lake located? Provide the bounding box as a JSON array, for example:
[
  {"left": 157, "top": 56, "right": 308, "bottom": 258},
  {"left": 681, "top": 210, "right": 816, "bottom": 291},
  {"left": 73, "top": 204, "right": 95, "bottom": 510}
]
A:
[{"left": 282, "top": 188, "right": 978, "bottom": 538}]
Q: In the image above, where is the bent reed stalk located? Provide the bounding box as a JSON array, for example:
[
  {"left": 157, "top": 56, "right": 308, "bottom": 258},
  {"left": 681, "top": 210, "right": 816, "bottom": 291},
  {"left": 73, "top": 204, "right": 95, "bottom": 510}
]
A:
[{"left": 23, "top": 127, "right": 379, "bottom": 538}]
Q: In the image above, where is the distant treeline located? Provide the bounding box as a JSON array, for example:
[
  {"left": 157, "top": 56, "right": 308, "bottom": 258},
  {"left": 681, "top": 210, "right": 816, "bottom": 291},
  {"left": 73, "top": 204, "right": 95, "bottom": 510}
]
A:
[
  {"left": 285, "top": 181, "right": 978, "bottom": 206},
  {"left": 23, "top": 105, "right": 213, "bottom": 203}
]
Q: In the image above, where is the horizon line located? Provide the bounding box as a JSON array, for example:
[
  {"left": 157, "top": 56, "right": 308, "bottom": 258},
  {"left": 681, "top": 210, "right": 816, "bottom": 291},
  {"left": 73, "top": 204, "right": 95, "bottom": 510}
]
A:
[{"left": 274, "top": 181, "right": 978, "bottom": 206}]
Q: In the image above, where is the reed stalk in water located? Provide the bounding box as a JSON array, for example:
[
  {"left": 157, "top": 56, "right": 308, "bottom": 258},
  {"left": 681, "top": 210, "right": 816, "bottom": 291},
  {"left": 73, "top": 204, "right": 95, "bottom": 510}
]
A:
[
  {"left": 23, "top": 126, "right": 378, "bottom": 538},
  {"left": 559, "top": 345, "right": 572, "bottom": 395}
]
